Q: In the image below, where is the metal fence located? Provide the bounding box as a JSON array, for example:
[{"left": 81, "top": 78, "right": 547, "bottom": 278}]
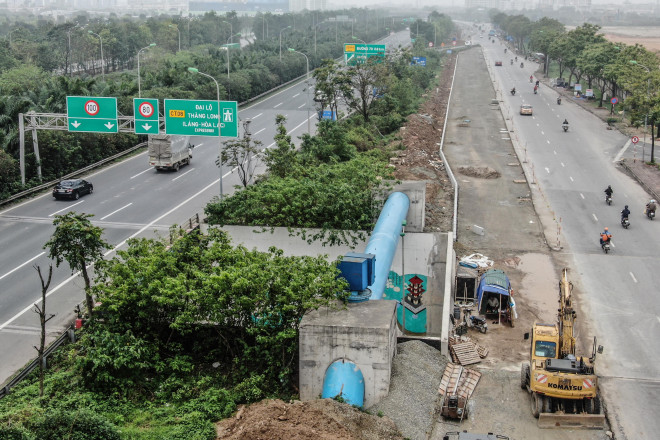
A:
[{"left": 0, "top": 326, "right": 75, "bottom": 399}]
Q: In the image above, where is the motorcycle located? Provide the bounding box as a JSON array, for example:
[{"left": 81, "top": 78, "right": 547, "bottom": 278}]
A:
[
  {"left": 529, "top": 76, "right": 533, "bottom": 83},
  {"left": 647, "top": 209, "right": 656, "bottom": 220},
  {"left": 534, "top": 88, "right": 538, "bottom": 95},
  {"left": 621, "top": 217, "right": 630, "bottom": 229},
  {"left": 562, "top": 123, "right": 569, "bottom": 132},
  {"left": 606, "top": 195, "right": 612, "bottom": 205},
  {"left": 601, "top": 241, "right": 611, "bottom": 254},
  {"left": 520, "top": 62, "right": 524, "bottom": 68},
  {"left": 464, "top": 308, "right": 487, "bottom": 333},
  {"left": 504, "top": 48, "right": 507, "bottom": 53},
  {"left": 557, "top": 97, "right": 562, "bottom": 105},
  {"left": 510, "top": 89, "right": 516, "bottom": 96},
  {"left": 510, "top": 59, "right": 513, "bottom": 65}
]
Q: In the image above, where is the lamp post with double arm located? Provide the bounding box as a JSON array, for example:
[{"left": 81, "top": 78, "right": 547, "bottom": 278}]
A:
[
  {"left": 137, "top": 43, "right": 156, "bottom": 98},
  {"left": 279, "top": 26, "right": 291, "bottom": 61},
  {"left": 288, "top": 48, "right": 310, "bottom": 135},
  {"left": 88, "top": 30, "right": 105, "bottom": 81}
]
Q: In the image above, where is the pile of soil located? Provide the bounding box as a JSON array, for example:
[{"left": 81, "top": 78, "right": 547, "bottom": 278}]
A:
[
  {"left": 216, "top": 399, "right": 405, "bottom": 440},
  {"left": 391, "top": 55, "right": 457, "bottom": 232},
  {"left": 457, "top": 166, "right": 501, "bottom": 179}
]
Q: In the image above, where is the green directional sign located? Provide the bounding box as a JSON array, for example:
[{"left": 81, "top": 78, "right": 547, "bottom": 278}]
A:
[
  {"left": 343, "top": 43, "right": 386, "bottom": 65},
  {"left": 133, "top": 98, "right": 160, "bottom": 135},
  {"left": 221, "top": 43, "right": 240, "bottom": 49},
  {"left": 67, "top": 96, "right": 118, "bottom": 133},
  {"left": 164, "top": 99, "right": 238, "bottom": 138}
]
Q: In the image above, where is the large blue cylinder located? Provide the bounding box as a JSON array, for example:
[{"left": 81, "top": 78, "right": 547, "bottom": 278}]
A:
[
  {"left": 321, "top": 359, "right": 365, "bottom": 407},
  {"left": 365, "top": 192, "right": 410, "bottom": 300}
]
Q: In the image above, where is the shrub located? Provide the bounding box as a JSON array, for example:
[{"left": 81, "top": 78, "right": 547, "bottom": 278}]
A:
[
  {"left": 30, "top": 409, "right": 120, "bottom": 440},
  {"left": 0, "top": 426, "right": 34, "bottom": 440}
]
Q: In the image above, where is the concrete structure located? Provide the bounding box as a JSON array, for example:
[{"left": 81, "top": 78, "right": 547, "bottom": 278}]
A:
[{"left": 299, "top": 300, "right": 398, "bottom": 407}]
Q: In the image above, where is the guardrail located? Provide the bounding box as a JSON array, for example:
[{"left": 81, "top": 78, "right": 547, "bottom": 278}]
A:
[
  {"left": 0, "top": 326, "right": 75, "bottom": 399},
  {"left": 0, "top": 142, "right": 148, "bottom": 207}
]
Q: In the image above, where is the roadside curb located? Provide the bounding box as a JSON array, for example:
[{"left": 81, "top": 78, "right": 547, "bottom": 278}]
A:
[{"left": 618, "top": 159, "right": 660, "bottom": 201}]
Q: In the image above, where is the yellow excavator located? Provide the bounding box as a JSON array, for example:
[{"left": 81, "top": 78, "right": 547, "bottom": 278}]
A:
[{"left": 520, "top": 268, "right": 605, "bottom": 428}]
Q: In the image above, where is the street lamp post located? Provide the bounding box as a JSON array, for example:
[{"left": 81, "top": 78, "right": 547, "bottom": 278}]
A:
[
  {"left": 88, "top": 30, "right": 104, "bottom": 81},
  {"left": 352, "top": 35, "right": 366, "bottom": 44},
  {"left": 630, "top": 60, "right": 654, "bottom": 163},
  {"left": 65, "top": 25, "right": 79, "bottom": 77},
  {"left": 279, "top": 26, "right": 291, "bottom": 61},
  {"left": 288, "top": 48, "right": 310, "bottom": 135},
  {"left": 169, "top": 24, "right": 180, "bottom": 52},
  {"left": 188, "top": 67, "right": 224, "bottom": 199},
  {"left": 223, "top": 20, "right": 233, "bottom": 43},
  {"left": 137, "top": 43, "right": 156, "bottom": 98}
]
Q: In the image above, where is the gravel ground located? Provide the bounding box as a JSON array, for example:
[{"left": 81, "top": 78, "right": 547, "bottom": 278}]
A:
[{"left": 368, "top": 340, "right": 448, "bottom": 440}]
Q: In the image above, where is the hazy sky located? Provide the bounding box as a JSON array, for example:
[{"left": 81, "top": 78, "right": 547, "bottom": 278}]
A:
[{"left": 330, "top": 0, "right": 655, "bottom": 7}]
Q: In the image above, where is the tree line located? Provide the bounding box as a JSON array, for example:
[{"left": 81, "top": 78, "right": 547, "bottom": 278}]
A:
[{"left": 492, "top": 12, "right": 660, "bottom": 161}]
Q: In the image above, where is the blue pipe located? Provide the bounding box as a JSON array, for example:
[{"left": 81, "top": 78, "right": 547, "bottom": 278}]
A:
[
  {"left": 321, "top": 359, "right": 365, "bottom": 406},
  {"left": 365, "top": 192, "right": 410, "bottom": 300}
]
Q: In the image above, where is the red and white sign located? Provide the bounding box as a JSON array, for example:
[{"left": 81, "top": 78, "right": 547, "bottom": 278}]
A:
[
  {"left": 138, "top": 102, "right": 155, "bottom": 118},
  {"left": 452, "top": 40, "right": 456, "bottom": 46},
  {"left": 536, "top": 373, "right": 548, "bottom": 384},
  {"left": 84, "top": 100, "right": 100, "bottom": 116},
  {"left": 632, "top": 136, "right": 639, "bottom": 144},
  {"left": 428, "top": 42, "right": 434, "bottom": 47},
  {"left": 583, "top": 379, "right": 594, "bottom": 389}
]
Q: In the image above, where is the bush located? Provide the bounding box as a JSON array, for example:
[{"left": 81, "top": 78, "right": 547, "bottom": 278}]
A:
[
  {"left": 30, "top": 409, "right": 120, "bottom": 440},
  {"left": 0, "top": 426, "right": 34, "bottom": 440},
  {"left": 162, "top": 412, "right": 215, "bottom": 440}
]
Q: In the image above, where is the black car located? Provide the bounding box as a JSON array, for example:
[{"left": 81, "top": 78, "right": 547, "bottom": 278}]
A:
[{"left": 52, "top": 179, "right": 93, "bottom": 200}]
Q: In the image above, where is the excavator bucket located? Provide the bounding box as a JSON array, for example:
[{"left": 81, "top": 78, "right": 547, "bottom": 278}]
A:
[{"left": 538, "top": 413, "right": 605, "bottom": 429}]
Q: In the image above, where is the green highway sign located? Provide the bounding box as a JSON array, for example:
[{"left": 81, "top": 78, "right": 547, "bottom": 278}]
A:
[
  {"left": 221, "top": 43, "right": 240, "bottom": 49},
  {"left": 66, "top": 96, "right": 118, "bottom": 133},
  {"left": 133, "top": 98, "right": 160, "bottom": 135},
  {"left": 344, "top": 43, "right": 386, "bottom": 65},
  {"left": 164, "top": 99, "right": 238, "bottom": 138}
]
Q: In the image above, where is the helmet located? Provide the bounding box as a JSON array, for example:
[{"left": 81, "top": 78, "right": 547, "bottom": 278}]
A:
[
  {"left": 604, "top": 227, "right": 609, "bottom": 231},
  {"left": 652, "top": 199, "right": 657, "bottom": 203},
  {"left": 625, "top": 205, "right": 628, "bottom": 209}
]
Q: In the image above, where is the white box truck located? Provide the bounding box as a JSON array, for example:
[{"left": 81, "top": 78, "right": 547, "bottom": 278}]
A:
[{"left": 148, "top": 134, "right": 192, "bottom": 171}]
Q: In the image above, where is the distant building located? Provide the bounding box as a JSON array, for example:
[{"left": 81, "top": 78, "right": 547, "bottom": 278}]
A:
[{"left": 289, "top": 0, "right": 326, "bottom": 12}]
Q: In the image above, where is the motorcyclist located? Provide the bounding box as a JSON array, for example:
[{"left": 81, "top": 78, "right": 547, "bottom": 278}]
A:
[
  {"left": 646, "top": 199, "right": 657, "bottom": 214},
  {"left": 599, "top": 227, "right": 612, "bottom": 247},
  {"left": 621, "top": 205, "right": 630, "bottom": 221},
  {"left": 533, "top": 85, "right": 538, "bottom": 94},
  {"left": 511, "top": 87, "right": 516, "bottom": 95},
  {"left": 535, "top": 80, "right": 540, "bottom": 87},
  {"left": 562, "top": 119, "right": 569, "bottom": 130},
  {"left": 511, "top": 59, "right": 514, "bottom": 65},
  {"left": 557, "top": 97, "right": 562, "bottom": 105},
  {"left": 520, "top": 62, "right": 524, "bottom": 68},
  {"left": 505, "top": 48, "right": 507, "bottom": 53},
  {"left": 604, "top": 185, "right": 613, "bottom": 199},
  {"left": 515, "top": 56, "right": 518, "bottom": 62},
  {"left": 529, "top": 75, "right": 533, "bottom": 83}
]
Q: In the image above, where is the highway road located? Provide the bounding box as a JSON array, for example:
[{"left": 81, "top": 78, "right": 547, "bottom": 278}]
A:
[
  {"left": 483, "top": 40, "right": 660, "bottom": 439},
  {"left": 0, "top": 30, "right": 412, "bottom": 385}
]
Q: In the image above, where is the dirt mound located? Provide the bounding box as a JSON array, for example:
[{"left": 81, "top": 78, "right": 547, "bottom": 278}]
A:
[
  {"left": 216, "top": 399, "right": 405, "bottom": 440},
  {"left": 457, "top": 166, "right": 501, "bottom": 179}
]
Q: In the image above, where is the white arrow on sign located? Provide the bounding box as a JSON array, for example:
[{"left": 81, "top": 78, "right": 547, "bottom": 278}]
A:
[
  {"left": 104, "top": 122, "right": 115, "bottom": 129},
  {"left": 142, "top": 123, "right": 152, "bottom": 131},
  {"left": 71, "top": 121, "right": 81, "bottom": 128}
]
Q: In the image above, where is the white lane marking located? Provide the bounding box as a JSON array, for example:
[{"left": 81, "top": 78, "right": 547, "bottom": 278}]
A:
[
  {"left": 130, "top": 168, "right": 152, "bottom": 179},
  {"left": 292, "top": 93, "right": 300, "bottom": 98},
  {"left": 253, "top": 128, "right": 266, "bottom": 136},
  {"left": 545, "top": 167, "right": 550, "bottom": 173},
  {"left": 298, "top": 103, "right": 305, "bottom": 108},
  {"left": 289, "top": 114, "right": 316, "bottom": 133},
  {"left": 614, "top": 139, "right": 632, "bottom": 163},
  {"left": 611, "top": 242, "right": 616, "bottom": 248},
  {"left": 629, "top": 272, "right": 638, "bottom": 283},
  {"left": 100, "top": 203, "right": 133, "bottom": 221},
  {"left": 580, "top": 193, "right": 585, "bottom": 199},
  {"left": 49, "top": 200, "right": 84, "bottom": 217},
  {"left": 172, "top": 168, "right": 195, "bottom": 182},
  {"left": 561, "top": 162, "right": 565, "bottom": 167},
  {"left": 554, "top": 150, "right": 557, "bottom": 155},
  {"left": 252, "top": 112, "right": 263, "bottom": 119},
  {"left": 541, "top": 131, "right": 545, "bottom": 135},
  {"left": 195, "top": 142, "right": 205, "bottom": 148},
  {"left": 570, "top": 176, "right": 574, "bottom": 182},
  {"left": 592, "top": 214, "right": 598, "bottom": 222},
  {"left": 537, "top": 123, "right": 540, "bottom": 127},
  {"left": 547, "top": 140, "right": 551, "bottom": 144},
  {"left": 274, "top": 102, "right": 283, "bottom": 108},
  {"left": 0, "top": 252, "right": 45, "bottom": 282}
]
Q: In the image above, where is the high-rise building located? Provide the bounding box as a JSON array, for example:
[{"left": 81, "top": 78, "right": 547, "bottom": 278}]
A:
[{"left": 289, "top": 0, "right": 326, "bottom": 12}]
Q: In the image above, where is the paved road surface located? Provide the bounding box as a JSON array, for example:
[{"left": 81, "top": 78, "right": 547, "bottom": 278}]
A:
[{"left": 484, "top": 40, "right": 660, "bottom": 440}]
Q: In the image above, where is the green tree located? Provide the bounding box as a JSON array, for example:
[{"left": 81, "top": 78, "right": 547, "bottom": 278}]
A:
[
  {"left": 44, "top": 212, "right": 109, "bottom": 318},
  {"left": 263, "top": 114, "right": 297, "bottom": 178},
  {"left": 299, "top": 119, "right": 355, "bottom": 165},
  {"left": 342, "top": 59, "right": 387, "bottom": 123},
  {"left": 221, "top": 120, "right": 263, "bottom": 187}
]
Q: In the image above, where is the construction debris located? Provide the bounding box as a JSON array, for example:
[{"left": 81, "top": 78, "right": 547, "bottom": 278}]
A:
[{"left": 438, "top": 362, "right": 482, "bottom": 421}]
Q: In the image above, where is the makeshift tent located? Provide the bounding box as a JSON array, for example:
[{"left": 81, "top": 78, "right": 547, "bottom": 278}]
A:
[{"left": 476, "top": 269, "right": 514, "bottom": 326}]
